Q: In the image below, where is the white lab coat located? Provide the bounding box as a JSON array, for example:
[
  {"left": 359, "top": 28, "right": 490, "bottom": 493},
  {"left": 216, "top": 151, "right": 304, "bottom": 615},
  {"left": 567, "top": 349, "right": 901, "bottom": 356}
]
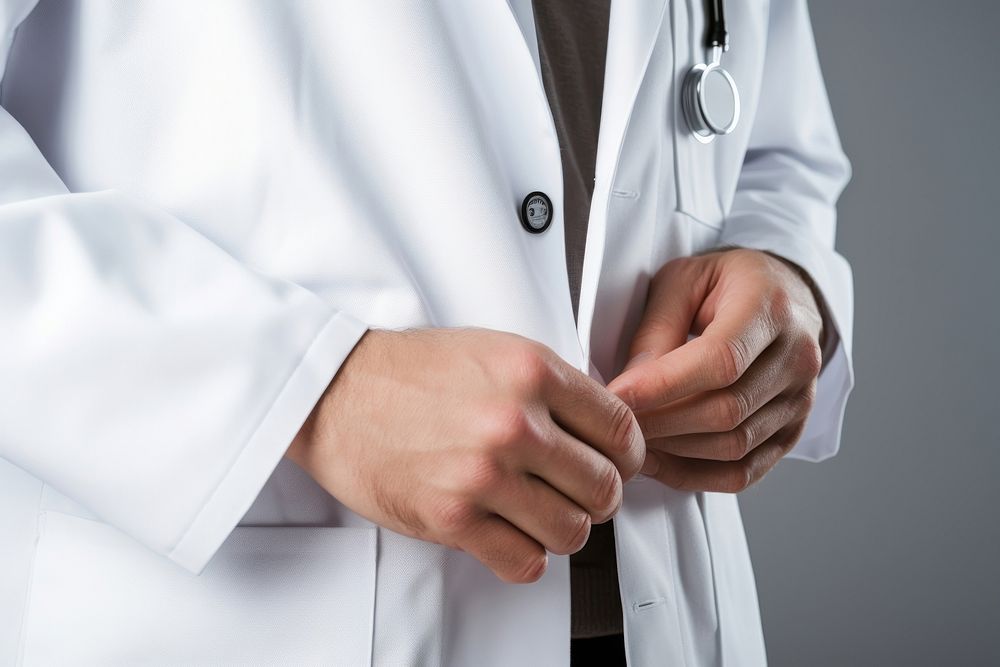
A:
[{"left": 0, "top": 1, "right": 854, "bottom": 665}]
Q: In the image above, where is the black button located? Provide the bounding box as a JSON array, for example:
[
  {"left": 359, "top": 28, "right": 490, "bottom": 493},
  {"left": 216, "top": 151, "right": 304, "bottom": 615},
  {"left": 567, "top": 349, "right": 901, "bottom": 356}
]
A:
[{"left": 520, "top": 191, "right": 553, "bottom": 234}]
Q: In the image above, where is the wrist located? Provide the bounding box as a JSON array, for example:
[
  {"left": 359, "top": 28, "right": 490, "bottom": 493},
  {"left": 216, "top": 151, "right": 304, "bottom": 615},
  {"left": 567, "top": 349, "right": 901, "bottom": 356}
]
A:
[
  {"left": 286, "top": 327, "right": 386, "bottom": 473},
  {"left": 286, "top": 328, "right": 374, "bottom": 468}
]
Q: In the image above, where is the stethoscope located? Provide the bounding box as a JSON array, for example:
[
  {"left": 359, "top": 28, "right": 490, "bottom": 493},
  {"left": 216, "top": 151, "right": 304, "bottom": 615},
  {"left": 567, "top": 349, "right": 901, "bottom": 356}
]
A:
[{"left": 681, "top": 0, "right": 740, "bottom": 143}]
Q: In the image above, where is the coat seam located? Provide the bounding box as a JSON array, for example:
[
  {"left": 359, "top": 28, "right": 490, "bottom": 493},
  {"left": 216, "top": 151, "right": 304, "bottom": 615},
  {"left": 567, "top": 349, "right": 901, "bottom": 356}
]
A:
[
  {"left": 13, "top": 484, "right": 46, "bottom": 667},
  {"left": 664, "top": 491, "right": 693, "bottom": 667},
  {"left": 697, "top": 492, "right": 727, "bottom": 665}
]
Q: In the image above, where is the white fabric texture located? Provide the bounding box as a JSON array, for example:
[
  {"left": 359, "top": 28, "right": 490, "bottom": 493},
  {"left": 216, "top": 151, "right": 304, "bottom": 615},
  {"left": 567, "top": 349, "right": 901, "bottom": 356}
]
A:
[{"left": 0, "top": 1, "right": 853, "bottom": 664}]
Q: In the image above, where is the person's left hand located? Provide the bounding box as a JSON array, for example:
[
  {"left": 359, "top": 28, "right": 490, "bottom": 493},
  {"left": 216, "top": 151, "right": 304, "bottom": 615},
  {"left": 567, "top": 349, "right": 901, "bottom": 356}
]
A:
[{"left": 605, "top": 248, "right": 826, "bottom": 493}]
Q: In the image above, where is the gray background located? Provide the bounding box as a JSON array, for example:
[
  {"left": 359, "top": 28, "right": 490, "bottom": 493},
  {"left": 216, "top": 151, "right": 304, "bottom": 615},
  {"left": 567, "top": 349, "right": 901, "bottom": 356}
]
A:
[{"left": 738, "top": 1, "right": 1000, "bottom": 665}]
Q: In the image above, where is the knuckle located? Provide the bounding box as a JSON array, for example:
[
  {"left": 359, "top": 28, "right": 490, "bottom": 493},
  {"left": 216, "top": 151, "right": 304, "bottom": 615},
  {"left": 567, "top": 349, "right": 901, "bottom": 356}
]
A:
[
  {"left": 717, "top": 390, "right": 751, "bottom": 431},
  {"left": 432, "top": 497, "right": 480, "bottom": 537},
  {"left": 797, "top": 337, "right": 823, "bottom": 378},
  {"left": 725, "top": 422, "right": 756, "bottom": 461},
  {"left": 768, "top": 288, "right": 793, "bottom": 324},
  {"left": 655, "top": 462, "right": 687, "bottom": 491},
  {"left": 482, "top": 403, "right": 535, "bottom": 451},
  {"left": 507, "top": 342, "right": 553, "bottom": 395},
  {"left": 463, "top": 453, "right": 505, "bottom": 497},
  {"left": 606, "top": 399, "right": 640, "bottom": 459},
  {"left": 553, "top": 512, "right": 592, "bottom": 556},
  {"left": 590, "top": 464, "right": 624, "bottom": 522},
  {"left": 715, "top": 338, "right": 746, "bottom": 388},
  {"left": 512, "top": 550, "right": 549, "bottom": 584},
  {"left": 719, "top": 465, "right": 754, "bottom": 494}
]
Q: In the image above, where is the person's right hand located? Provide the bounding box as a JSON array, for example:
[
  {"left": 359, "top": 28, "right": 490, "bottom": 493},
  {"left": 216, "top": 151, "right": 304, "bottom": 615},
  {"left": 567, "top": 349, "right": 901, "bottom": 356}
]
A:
[{"left": 286, "top": 327, "right": 645, "bottom": 583}]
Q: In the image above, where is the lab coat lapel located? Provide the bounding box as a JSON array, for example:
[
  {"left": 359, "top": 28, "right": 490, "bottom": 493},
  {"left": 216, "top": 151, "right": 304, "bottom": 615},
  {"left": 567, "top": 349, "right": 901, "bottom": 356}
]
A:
[
  {"left": 505, "top": 0, "right": 542, "bottom": 81},
  {"left": 578, "top": 0, "right": 670, "bottom": 366},
  {"left": 502, "top": 0, "right": 670, "bottom": 371}
]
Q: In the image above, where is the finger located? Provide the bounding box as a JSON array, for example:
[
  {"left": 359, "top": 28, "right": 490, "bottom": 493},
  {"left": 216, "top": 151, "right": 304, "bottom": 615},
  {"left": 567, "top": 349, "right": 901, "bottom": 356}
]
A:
[
  {"left": 459, "top": 514, "right": 549, "bottom": 584},
  {"left": 482, "top": 472, "right": 592, "bottom": 556},
  {"left": 623, "top": 258, "right": 712, "bottom": 364},
  {"left": 522, "top": 417, "right": 623, "bottom": 523},
  {"left": 636, "top": 338, "right": 792, "bottom": 439},
  {"left": 642, "top": 421, "right": 807, "bottom": 493},
  {"left": 646, "top": 391, "right": 811, "bottom": 461},
  {"left": 607, "top": 290, "right": 779, "bottom": 413},
  {"left": 541, "top": 357, "right": 645, "bottom": 482}
]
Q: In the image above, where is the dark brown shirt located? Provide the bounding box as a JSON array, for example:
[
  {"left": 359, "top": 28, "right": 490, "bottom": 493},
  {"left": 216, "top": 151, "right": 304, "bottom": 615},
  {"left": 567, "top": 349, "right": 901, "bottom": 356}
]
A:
[{"left": 532, "top": 0, "right": 623, "bottom": 639}]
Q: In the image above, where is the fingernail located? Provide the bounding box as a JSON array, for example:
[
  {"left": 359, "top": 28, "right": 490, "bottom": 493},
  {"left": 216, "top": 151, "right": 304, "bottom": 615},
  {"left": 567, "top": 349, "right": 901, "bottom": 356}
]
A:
[{"left": 623, "top": 350, "right": 655, "bottom": 372}]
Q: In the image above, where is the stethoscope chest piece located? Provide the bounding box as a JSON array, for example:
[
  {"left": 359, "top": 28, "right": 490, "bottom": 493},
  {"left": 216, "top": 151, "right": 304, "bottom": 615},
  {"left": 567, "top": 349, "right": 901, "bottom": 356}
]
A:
[
  {"left": 681, "top": 0, "right": 740, "bottom": 144},
  {"left": 682, "top": 58, "right": 740, "bottom": 144}
]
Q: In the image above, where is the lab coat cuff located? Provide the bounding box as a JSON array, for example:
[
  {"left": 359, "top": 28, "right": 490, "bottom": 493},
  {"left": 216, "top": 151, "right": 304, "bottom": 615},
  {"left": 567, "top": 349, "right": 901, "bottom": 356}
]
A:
[
  {"left": 168, "top": 309, "right": 370, "bottom": 574},
  {"left": 787, "top": 338, "right": 852, "bottom": 462}
]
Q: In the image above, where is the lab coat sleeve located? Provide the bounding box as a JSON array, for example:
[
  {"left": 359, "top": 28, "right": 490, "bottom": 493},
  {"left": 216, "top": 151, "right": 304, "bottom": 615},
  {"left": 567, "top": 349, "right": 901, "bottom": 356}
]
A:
[
  {"left": 0, "top": 1, "right": 369, "bottom": 573},
  {"left": 720, "top": 0, "right": 854, "bottom": 462}
]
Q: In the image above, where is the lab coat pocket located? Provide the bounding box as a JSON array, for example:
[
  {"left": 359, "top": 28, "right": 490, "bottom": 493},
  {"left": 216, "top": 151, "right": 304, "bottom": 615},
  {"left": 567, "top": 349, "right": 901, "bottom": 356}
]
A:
[
  {"left": 19, "top": 512, "right": 377, "bottom": 667},
  {"left": 668, "top": 0, "right": 727, "bottom": 232},
  {"left": 650, "top": 209, "right": 724, "bottom": 274},
  {"left": 673, "top": 140, "right": 726, "bottom": 234}
]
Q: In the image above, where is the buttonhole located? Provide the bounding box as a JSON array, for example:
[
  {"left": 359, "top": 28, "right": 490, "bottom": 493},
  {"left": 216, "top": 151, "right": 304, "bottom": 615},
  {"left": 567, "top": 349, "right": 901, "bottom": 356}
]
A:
[
  {"left": 611, "top": 189, "right": 640, "bottom": 200},
  {"left": 633, "top": 597, "right": 666, "bottom": 613}
]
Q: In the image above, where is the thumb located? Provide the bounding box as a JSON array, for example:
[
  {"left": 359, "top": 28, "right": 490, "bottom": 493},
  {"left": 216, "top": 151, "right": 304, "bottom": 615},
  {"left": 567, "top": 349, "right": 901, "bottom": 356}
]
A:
[
  {"left": 606, "top": 260, "right": 711, "bottom": 406},
  {"left": 618, "top": 260, "right": 707, "bottom": 372}
]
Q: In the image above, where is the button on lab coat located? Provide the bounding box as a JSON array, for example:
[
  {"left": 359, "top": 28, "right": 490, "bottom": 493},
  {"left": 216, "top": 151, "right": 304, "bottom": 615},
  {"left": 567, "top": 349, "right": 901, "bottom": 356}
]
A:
[{"left": 0, "top": 1, "right": 853, "bottom": 664}]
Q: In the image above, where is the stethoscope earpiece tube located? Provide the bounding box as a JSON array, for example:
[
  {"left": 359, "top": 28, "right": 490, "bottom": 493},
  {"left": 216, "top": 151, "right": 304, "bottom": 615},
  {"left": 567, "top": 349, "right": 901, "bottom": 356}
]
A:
[
  {"left": 681, "top": 0, "right": 740, "bottom": 144},
  {"left": 706, "top": 0, "right": 728, "bottom": 50}
]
